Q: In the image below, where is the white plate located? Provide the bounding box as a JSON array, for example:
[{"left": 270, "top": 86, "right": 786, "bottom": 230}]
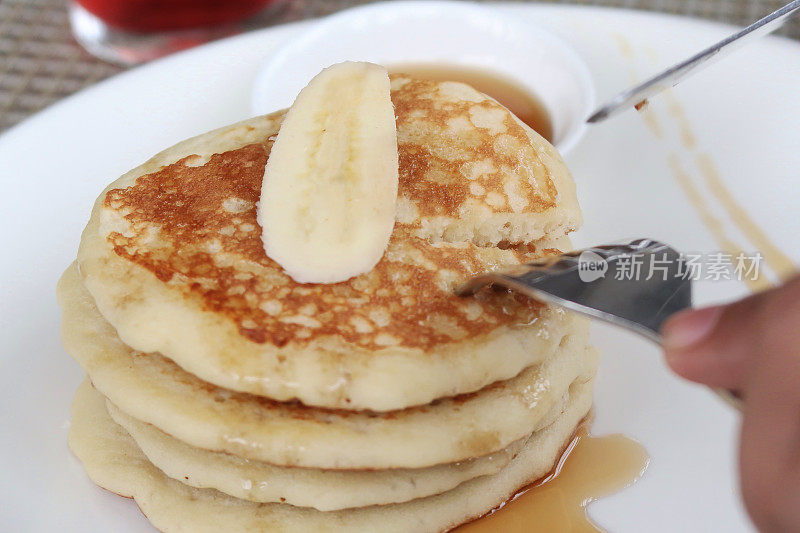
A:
[{"left": 2, "top": 3, "right": 799, "bottom": 531}]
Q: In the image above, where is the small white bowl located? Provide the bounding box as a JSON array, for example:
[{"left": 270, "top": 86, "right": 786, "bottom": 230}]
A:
[{"left": 251, "top": 1, "right": 595, "bottom": 154}]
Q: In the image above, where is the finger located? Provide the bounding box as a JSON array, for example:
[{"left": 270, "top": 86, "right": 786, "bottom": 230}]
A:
[
  {"left": 661, "top": 295, "right": 768, "bottom": 390},
  {"left": 661, "top": 275, "right": 800, "bottom": 391}
]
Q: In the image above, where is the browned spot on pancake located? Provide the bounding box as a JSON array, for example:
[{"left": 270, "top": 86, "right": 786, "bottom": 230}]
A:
[
  {"left": 393, "top": 78, "right": 557, "bottom": 221},
  {"left": 458, "top": 429, "right": 503, "bottom": 457},
  {"left": 104, "top": 80, "right": 562, "bottom": 349},
  {"left": 398, "top": 143, "right": 469, "bottom": 216}
]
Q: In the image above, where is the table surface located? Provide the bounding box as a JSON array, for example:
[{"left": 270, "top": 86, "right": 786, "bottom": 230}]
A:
[{"left": 1, "top": 0, "right": 796, "bottom": 132}]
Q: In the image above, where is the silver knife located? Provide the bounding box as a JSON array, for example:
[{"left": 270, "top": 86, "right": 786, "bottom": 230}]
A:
[
  {"left": 457, "top": 239, "right": 743, "bottom": 410},
  {"left": 587, "top": 0, "right": 800, "bottom": 123}
]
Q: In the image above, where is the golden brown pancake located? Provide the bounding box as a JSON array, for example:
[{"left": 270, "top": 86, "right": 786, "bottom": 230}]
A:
[{"left": 76, "top": 77, "right": 584, "bottom": 412}]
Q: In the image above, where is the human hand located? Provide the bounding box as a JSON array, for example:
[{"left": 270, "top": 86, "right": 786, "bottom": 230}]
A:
[{"left": 661, "top": 275, "right": 800, "bottom": 532}]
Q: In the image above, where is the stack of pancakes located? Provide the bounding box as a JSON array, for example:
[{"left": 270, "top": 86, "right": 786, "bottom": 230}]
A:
[{"left": 59, "top": 77, "right": 598, "bottom": 532}]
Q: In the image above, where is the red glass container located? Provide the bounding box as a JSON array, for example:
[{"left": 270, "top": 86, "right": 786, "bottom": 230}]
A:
[{"left": 69, "top": 0, "right": 283, "bottom": 64}]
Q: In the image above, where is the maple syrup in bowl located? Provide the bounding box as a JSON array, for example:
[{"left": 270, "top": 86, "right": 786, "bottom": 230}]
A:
[
  {"left": 389, "top": 63, "right": 554, "bottom": 143},
  {"left": 251, "top": 1, "right": 595, "bottom": 153}
]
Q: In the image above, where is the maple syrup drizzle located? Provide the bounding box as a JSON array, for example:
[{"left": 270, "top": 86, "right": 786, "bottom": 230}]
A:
[
  {"left": 668, "top": 155, "right": 771, "bottom": 292},
  {"left": 389, "top": 63, "right": 554, "bottom": 142},
  {"left": 454, "top": 426, "right": 648, "bottom": 532},
  {"left": 693, "top": 153, "right": 797, "bottom": 282},
  {"left": 622, "top": 37, "right": 795, "bottom": 287}
]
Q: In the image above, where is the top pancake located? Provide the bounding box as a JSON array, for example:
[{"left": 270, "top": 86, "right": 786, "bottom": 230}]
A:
[{"left": 77, "top": 77, "right": 583, "bottom": 412}]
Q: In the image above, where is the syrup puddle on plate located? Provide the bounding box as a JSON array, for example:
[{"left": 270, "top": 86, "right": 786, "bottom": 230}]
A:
[
  {"left": 455, "top": 424, "right": 649, "bottom": 532},
  {"left": 389, "top": 63, "right": 554, "bottom": 143}
]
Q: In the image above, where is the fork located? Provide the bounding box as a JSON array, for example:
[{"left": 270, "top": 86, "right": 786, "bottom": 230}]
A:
[{"left": 457, "top": 239, "right": 743, "bottom": 410}]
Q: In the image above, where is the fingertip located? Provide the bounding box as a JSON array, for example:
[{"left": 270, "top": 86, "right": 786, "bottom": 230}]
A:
[
  {"left": 661, "top": 306, "right": 743, "bottom": 387},
  {"left": 663, "top": 346, "right": 702, "bottom": 381},
  {"left": 661, "top": 306, "right": 722, "bottom": 349}
]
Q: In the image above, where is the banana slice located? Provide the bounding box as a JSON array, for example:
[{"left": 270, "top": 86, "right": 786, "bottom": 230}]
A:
[{"left": 258, "top": 62, "right": 399, "bottom": 284}]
